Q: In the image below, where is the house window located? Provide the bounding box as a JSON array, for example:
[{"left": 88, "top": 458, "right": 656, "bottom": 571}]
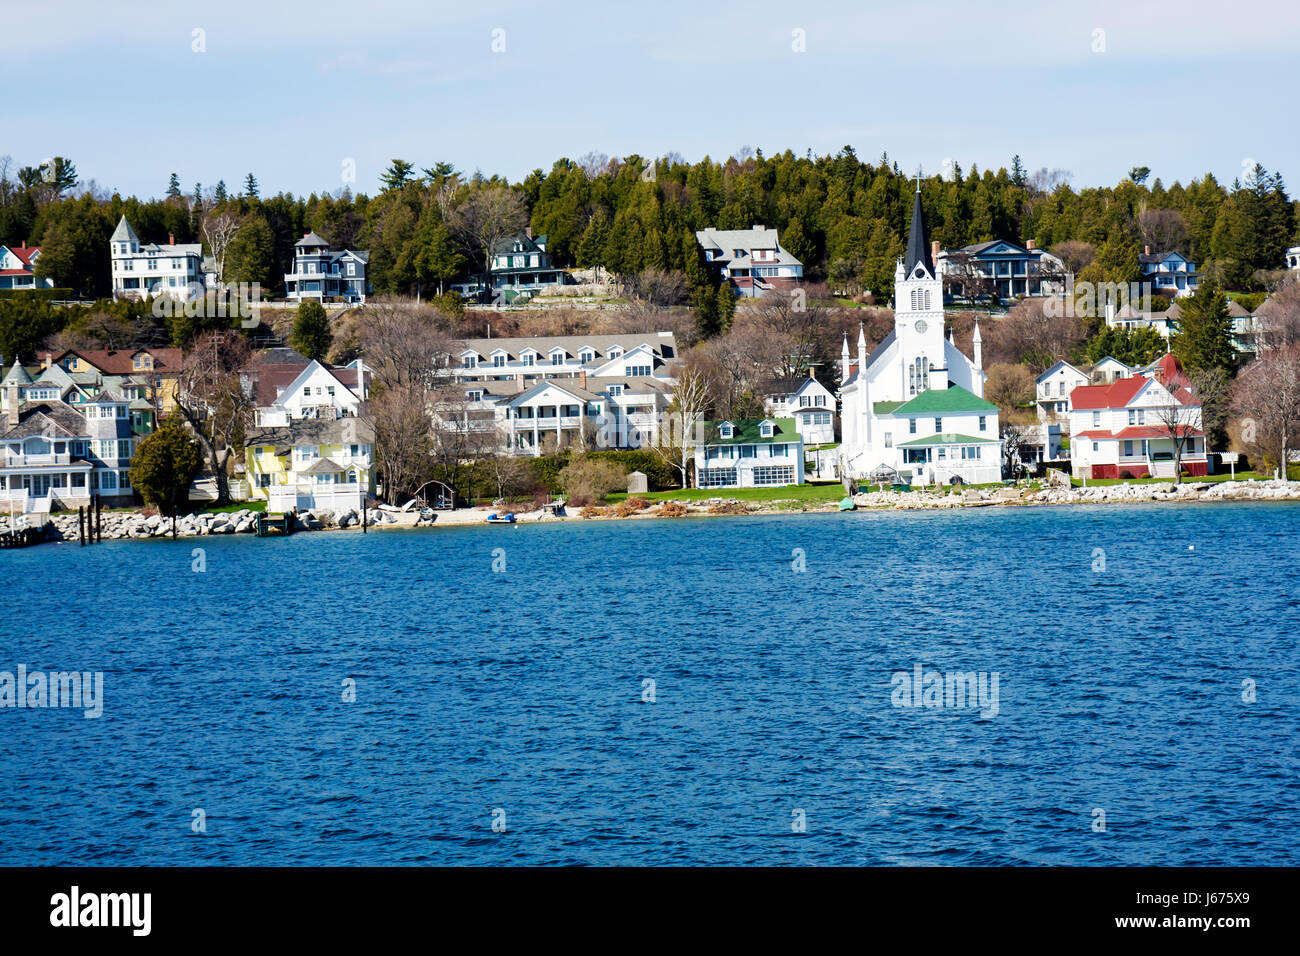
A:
[
  {"left": 1092, "top": 441, "right": 1099, "bottom": 452},
  {"left": 815, "top": 395, "right": 826, "bottom": 407},
  {"left": 799, "top": 396, "right": 810, "bottom": 407},
  {"left": 1093, "top": 411, "right": 1101, "bottom": 427},
  {"left": 909, "top": 419, "right": 917, "bottom": 435},
  {"left": 718, "top": 423, "right": 733, "bottom": 439},
  {"left": 468, "top": 390, "right": 483, "bottom": 402},
  {"left": 627, "top": 364, "right": 652, "bottom": 377},
  {"left": 978, "top": 416, "right": 987, "bottom": 432},
  {"left": 609, "top": 385, "right": 622, "bottom": 396},
  {"left": 551, "top": 353, "right": 564, "bottom": 365},
  {"left": 698, "top": 468, "right": 737, "bottom": 488},
  {"left": 752, "top": 465, "right": 794, "bottom": 486},
  {"left": 759, "top": 422, "right": 774, "bottom": 438},
  {"left": 579, "top": 350, "right": 594, "bottom": 363},
  {"left": 254, "top": 447, "right": 264, "bottom": 459},
  {"left": 739, "top": 445, "right": 755, "bottom": 458},
  {"left": 934, "top": 418, "right": 942, "bottom": 433},
  {"left": 493, "top": 355, "right": 506, "bottom": 367},
  {"left": 463, "top": 356, "right": 478, "bottom": 368},
  {"left": 521, "top": 354, "right": 535, "bottom": 367}
]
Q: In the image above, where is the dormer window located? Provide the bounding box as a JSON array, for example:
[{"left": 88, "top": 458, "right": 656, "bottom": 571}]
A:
[
  {"left": 463, "top": 355, "right": 478, "bottom": 369},
  {"left": 718, "top": 422, "right": 734, "bottom": 439},
  {"left": 608, "top": 347, "right": 623, "bottom": 360},
  {"left": 578, "top": 349, "right": 594, "bottom": 363},
  {"left": 521, "top": 352, "right": 535, "bottom": 367},
  {"left": 759, "top": 421, "right": 774, "bottom": 438}
]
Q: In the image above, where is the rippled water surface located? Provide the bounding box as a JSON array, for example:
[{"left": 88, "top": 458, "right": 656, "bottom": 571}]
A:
[{"left": 2, "top": 501, "right": 1297, "bottom": 865}]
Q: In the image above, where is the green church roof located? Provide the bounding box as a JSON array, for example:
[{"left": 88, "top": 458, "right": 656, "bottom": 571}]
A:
[{"left": 892, "top": 385, "right": 998, "bottom": 416}]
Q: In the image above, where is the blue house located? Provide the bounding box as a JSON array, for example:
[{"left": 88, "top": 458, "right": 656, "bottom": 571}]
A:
[
  {"left": 936, "top": 239, "right": 1066, "bottom": 300},
  {"left": 453, "top": 231, "right": 572, "bottom": 301},
  {"left": 1139, "top": 247, "right": 1200, "bottom": 298},
  {"left": 283, "top": 232, "right": 370, "bottom": 304}
]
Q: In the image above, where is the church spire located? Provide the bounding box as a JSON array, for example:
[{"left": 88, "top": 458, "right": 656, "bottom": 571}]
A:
[{"left": 903, "top": 183, "right": 932, "bottom": 276}]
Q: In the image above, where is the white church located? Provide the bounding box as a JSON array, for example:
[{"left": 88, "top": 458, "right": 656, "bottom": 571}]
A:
[{"left": 838, "top": 188, "right": 1003, "bottom": 485}]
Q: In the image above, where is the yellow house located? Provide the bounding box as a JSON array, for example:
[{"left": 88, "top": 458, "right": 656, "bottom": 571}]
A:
[{"left": 245, "top": 417, "right": 375, "bottom": 513}]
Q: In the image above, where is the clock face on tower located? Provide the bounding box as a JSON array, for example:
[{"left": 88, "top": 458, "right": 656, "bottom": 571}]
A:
[{"left": 914, "top": 320, "right": 928, "bottom": 334}]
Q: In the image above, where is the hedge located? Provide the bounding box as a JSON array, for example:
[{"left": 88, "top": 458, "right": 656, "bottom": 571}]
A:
[{"left": 0, "top": 288, "right": 77, "bottom": 301}]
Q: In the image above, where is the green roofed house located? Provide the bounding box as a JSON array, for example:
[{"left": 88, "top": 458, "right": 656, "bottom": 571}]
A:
[{"left": 692, "top": 418, "right": 805, "bottom": 489}]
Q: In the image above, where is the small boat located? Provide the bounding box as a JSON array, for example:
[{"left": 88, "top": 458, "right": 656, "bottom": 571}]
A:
[
  {"left": 838, "top": 497, "right": 856, "bottom": 511},
  {"left": 486, "top": 513, "right": 516, "bottom": 524}
]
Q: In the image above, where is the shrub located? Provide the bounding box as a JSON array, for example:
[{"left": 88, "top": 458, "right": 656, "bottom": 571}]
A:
[
  {"left": 579, "top": 505, "right": 607, "bottom": 519},
  {"left": 623, "top": 496, "right": 648, "bottom": 511},
  {"left": 707, "top": 500, "right": 751, "bottom": 515},
  {"left": 657, "top": 501, "right": 689, "bottom": 517},
  {"left": 584, "top": 450, "right": 679, "bottom": 490},
  {"left": 558, "top": 457, "right": 628, "bottom": 504}
]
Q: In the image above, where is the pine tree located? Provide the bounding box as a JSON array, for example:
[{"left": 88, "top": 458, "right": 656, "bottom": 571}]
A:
[
  {"left": 1172, "top": 280, "right": 1235, "bottom": 374},
  {"left": 715, "top": 281, "right": 736, "bottom": 332},
  {"left": 167, "top": 173, "right": 182, "bottom": 200},
  {"left": 214, "top": 180, "right": 228, "bottom": 204},
  {"left": 244, "top": 172, "right": 259, "bottom": 199},
  {"left": 290, "top": 300, "right": 333, "bottom": 361},
  {"left": 129, "top": 415, "right": 203, "bottom": 517}
]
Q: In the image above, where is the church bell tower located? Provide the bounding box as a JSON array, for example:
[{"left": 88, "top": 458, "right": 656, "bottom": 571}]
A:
[{"left": 895, "top": 181, "right": 947, "bottom": 396}]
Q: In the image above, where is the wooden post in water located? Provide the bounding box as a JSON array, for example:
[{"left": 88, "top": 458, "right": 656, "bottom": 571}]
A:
[
  {"left": 94, "top": 495, "right": 102, "bottom": 543},
  {"left": 78, "top": 506, "right": 85, "bottom": 546},
  {"left": 362, "top": 500, "right": 367, "bottom": 533}
]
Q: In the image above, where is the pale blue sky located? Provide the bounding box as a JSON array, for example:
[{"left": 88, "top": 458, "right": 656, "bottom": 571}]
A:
[{"left": 7, "top": 0, "right": 1298, "bottom": 199}]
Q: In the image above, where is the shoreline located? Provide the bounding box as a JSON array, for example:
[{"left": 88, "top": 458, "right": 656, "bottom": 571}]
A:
[{"left": 5, "top": 478, "right": 1300, "bottom": 546}]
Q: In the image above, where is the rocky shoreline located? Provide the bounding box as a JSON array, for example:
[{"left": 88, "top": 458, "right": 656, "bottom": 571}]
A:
[{"left": 3, "top": 479, "right": 1299, "bottom": 545}]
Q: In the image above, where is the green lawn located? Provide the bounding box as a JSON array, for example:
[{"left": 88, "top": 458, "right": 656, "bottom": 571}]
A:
[
  {"left": 193, "top": 500, "right": 267, "bottom": 514},
  {"left": 606, "top": 481, "right": 847, "bottom": 505}
]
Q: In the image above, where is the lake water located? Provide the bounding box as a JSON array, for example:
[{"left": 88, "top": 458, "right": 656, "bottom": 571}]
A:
[{"left": 2, "top": 502, "right": 1297, "bottom": 866}]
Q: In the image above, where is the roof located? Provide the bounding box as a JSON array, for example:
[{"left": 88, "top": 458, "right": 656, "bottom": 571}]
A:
[
  {"left": 110, "top": 216, "right": 140, "bottom": 243},
  {"left": 700, "top": 417, "right": 800, "bottom": 446},
  {"left": 296, "top": 231, "right": 330, "bottom": 248},
  {"left": 0, "top": 402, "right": 88, "bottom": 440},
  {"left": 49, "top": 348, "right": 183, "bottom": 376},
  {"left": 259, "top": 347, "right": 311, "bottom": 366},
  {"left": 694, "top": 226, "right": 803, "bottom": 267},
  {"left": 1069, "top": 377, "right": 1148, "bottom": 410},
  {"left": 898, "top": 432, "right": 998, "bottom": 447},
  {"left": 1139, "top": 250, "right": 1191, "bottom": 265},
  {"left": 2, "top": 360, "right": 32, "bottom": 386},
  {"left": 458, "top": 332, "right": 676, "bottom": 363},
  {"left": 1149, "top": 352, "right": 1184, "bottom": 385},
  {"left": 903, "top": 189, "right": 932, "bottom": 276},
  {"left": 1076, "top": 425, "right": 1204, "bottom": 440},
  {"left": 300, "top": 457, "right": 345, "bottom": 474},
  {"left": 1035, "top": 359, "right": 1088, "bottom": 383},
  {"left": 246, "top": 416, "right": 375, "bottom": 453},
  {"left": 891, "top": 385, "right": 998, "bottom": 415},
  {"left": 3, "top": 245, "right": 40, "bottom": 267}
]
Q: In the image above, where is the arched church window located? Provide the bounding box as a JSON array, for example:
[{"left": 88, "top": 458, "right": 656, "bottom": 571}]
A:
[{"left": 908, "top": 356, "right": 930, "bottom": 396}]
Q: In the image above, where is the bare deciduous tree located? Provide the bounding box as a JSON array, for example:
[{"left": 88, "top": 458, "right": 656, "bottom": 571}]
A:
[
  {"left": 201, "top": 210, "right": 242, "bottom": 285},
  {"left": 1232, "top": 344, "right": 1300, "bottom": 478},
  {"left": 174, "top": 331, "right": 254, "bottom": 505},
  {"left": 651, "top": 365, "right": 712, "bottom": 489},
  {"left": 450, "top": 186, "right": 528, "bottom": 278}
]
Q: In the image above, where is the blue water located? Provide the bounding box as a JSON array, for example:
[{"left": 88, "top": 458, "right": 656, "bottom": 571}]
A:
[{"left": 1, "top": 502, "right": 1297, "bottom": 866}]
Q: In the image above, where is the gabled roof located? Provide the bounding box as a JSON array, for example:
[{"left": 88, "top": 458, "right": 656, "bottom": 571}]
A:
[
  {"left": 898, "top": 432, "right": 998, "bottom": 447},
  {"left": 1035, "top": 359, "right": 1088, "bottom": 384},
  {"left": 2, "top": 244, "right": 40, "bottom": 267},
  {"left": 0, "top": 402, "right": 87, "bottom": 440},
  {"left": 49, "top": 347, "right": 183, "bottom": 376},
  {"left": 110, "top": 216, "right": 139, "bottom": 243},
  {"left": 1069, "top": 376, "right": 1149, "bottom": 410},
  {"left": 891, "top": 385, "right": 998, "bottom": 415},
  {"left": 1139, "top": 250, "right": 1191, "bottom": 265},
  {"left": 903, "top": 189, "right": 932, "bottom": 276},
  {"left": 699, "top": 417, "right": 800, "bottom": 446},
  {"left": 295, "top": 231, "right": 330, "bottom": 248}
]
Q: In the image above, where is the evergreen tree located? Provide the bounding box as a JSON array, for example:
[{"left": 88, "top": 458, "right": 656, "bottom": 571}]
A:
[
  {"left": 214, "top": 180, "right": 228, "bottom": 204},
  {"left": 715, "top": 281, "right": 736, "bottom": 332},
  {"left": 244, "top": 172, "right": 259, "bottom": 199},
  {"left": 129, "top": 415, "right": 203, "bottom": 517},
  {"left": 290, "top": 299, "right": 333, "bottom": 361},
  {"left": 380, "top": 159, "right": 415, "bottom": 192},
  {"left": 1171, "top": 280, "right": 1235, "bottom": 374},
  {"left": 167, "top": 173, "right": 182, "bottom": 200}
]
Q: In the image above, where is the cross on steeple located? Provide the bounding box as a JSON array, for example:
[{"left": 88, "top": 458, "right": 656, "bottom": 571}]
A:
[{"left": 915, "top": 166, "right": 922, "bottom": 193}]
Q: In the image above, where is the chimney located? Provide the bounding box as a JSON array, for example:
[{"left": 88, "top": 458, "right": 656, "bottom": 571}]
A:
[
  {"left": 5, "top": 378, "right": 18, "bottom": 428},
  {"left": 1026, "top": 239, "right": 1036, "bottom": 250},
  {"left": 524, "top": 226, "right": 532, "bottom": 239},
  {"left": 579, "top": 370, "right": 588, "bottom": 390},
  {"left": 1144, "top": 245, "right": 1151, "bottom": 256},
  {"left": 931, "top": 240, "right": 941, "bottom": 261},
  {"left": 515, "top": 373, "right": 525, "bottom": 391},
  {"left": 40, "top": 352, "right": 52, "bottom": 370},
  {"left": 168, "top": 233, "right": 175, "bottom": 246}
]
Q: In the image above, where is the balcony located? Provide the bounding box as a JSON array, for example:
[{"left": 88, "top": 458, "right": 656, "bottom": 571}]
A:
[{"left": 3, "top": 453, "right": 77, "bottom": 467}]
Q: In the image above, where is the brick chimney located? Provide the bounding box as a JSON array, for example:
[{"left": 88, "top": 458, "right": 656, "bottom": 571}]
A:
[
  {"left": 168, "top": 233, "right": 175, "bottom": 246},
  {"left": 931, "top": 240, "right": 941, "bottom": 261},
  {"left": 1026, "top": 239, "right": 1036, "bottom": 250},
  {"left": 515, "top": 373, "right": 525, "bottom": 391},
  {"left": 5, "top": 378, "right": 18, "bottom": 427},
  {"left": 579, "top": 370, "right": 588, "bottom": 390}
]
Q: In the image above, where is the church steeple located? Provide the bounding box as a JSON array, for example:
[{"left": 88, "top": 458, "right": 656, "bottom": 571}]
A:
[{"left": 903, "top": 184, "right": 932, "bottom": 277}]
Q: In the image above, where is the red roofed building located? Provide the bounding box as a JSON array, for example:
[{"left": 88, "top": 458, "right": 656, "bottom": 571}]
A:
[
  {"left": 1068, "top": 373, "right": 1207, "bottom": 479},
  {"left": 0, "top": 244, "right": 53, "bottom": 291}
]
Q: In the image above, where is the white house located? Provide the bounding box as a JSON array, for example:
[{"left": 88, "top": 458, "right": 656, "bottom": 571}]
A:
[
  {"left": 1069, "top": 357, "right": 1207, "bottom": 479},
  {"left": 253, "top": 359, "right": 370, "bottom": 426},
  {"left": 0, "top": 244, "right": 52, "bottom": 291},
  {"left": 693, "top": 418, "right": 805, "bottom": 488},
  {"left": 110, "top": 216, "right": 212, "bottom": 301},
  {"left": 837, "top": 188, "right": 1001, "bottom": 485},
  {"left": 453, "top": 332, "right": 677, "bottom": 385},
  {"left": 695, "top": 225, "right": 804, "bottom": 298},
  {"left": 1035, "top": 360, "right": 1089, "bottom": 423},
  {"left": 761, "top": 375, "right": 836, "bottom": 445},
  {"left": 1287, "top": 247, "right": 1300, "bottom": 271},
  {"left": 1139, "top": 248, "right": 1200, "bottom": 298}
]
